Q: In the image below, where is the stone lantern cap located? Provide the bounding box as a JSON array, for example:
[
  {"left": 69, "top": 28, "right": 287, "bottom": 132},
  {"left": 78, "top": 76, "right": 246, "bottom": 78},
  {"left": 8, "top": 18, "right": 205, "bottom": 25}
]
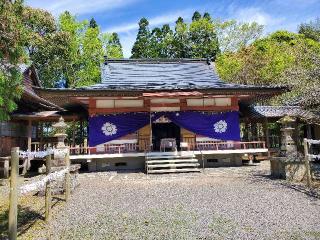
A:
[
  {"left": 277, "top": 115, "right": 296, "bottom": 124},
  {"left": 52, "top": 116, "right": 67, "bottom": 137}
]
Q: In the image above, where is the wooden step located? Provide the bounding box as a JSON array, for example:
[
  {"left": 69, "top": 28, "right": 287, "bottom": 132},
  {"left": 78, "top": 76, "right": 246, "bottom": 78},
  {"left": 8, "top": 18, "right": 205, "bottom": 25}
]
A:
[
  {"left": 146, "top": 158, "right": 199, "bottom": 164},
  {"left": 147, "top": 168, "right": 201, "bottom": 174},
  {"left": 146, "top": 154, "right": 195, "bottom": 160},
  {"left": 147, "top": 163, "right": 200, "bottom": 169}
]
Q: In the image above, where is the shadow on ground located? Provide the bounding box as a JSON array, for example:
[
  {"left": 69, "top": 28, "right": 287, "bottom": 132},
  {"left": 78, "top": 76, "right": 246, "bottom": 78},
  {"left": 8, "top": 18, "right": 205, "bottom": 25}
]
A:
[
  {"left": 0, "top": 196, "right": 65, "bottom": 240},
  {"left": 251, "top": 172, "right": 320, "bottom": 201}
]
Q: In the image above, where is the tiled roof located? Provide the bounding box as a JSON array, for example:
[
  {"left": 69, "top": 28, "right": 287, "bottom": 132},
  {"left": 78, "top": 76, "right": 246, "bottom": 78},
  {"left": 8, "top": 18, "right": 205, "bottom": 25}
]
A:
[
  {"left": 82, "top": 59, "right": 281, "bottom": 91},
  {"left": 248, "top": 106, "right": 320, "bottom": 124}
]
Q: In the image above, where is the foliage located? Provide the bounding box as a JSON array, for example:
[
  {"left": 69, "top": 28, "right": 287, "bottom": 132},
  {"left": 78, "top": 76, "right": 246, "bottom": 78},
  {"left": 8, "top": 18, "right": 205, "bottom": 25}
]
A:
[
  {"left": 299, "top": 18, "right": 320, "bottom": 42},
  {"left": 89, "top": 18, "right": 98, "bottom": 29},
  {"left": 23, "top": 9, "right": 123, "bottom": 88},
  {"left": 131, "top": 12, "right": 219, "bottom": 59},
  {"left": 0, "top": 0, "right": 26, "bottom": 120},
  {"left": 189, "top": 15, "right": 219, "bottom": 59},
  {"left": 216, "top": 30, "right": 320, "bottom": 110},
  {"left": 172, "top": 17, "right": 190, "bottom": 58},
  {"left": 131, "top": 18, "right": 151, "bottom": 58},
  {"left": 215, "top": 20, "right": 263, "bottom": 52},
  {"left": 102, "top": 32, "right": 123, "bottom": 59}
]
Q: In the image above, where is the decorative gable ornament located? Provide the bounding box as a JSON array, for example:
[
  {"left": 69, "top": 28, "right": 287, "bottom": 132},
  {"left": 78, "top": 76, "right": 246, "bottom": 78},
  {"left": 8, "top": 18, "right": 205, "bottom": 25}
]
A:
[
  {"left": 214, "top": 120, "right": 228, "bottom": 133},
  {"left": 101, "top": 122, "right": 117, "bottom": 136}
]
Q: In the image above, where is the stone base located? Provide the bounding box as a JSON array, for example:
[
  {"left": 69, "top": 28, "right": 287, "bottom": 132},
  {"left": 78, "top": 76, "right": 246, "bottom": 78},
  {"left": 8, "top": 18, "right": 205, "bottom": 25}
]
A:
[{"left": 271, "top": 157, "right": 308, "bottom": 181}]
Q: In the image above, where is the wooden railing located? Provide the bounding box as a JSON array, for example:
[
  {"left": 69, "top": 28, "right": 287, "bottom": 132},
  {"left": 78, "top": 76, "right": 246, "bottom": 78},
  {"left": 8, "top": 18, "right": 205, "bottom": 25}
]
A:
[
  {"left": 69, "top": 140, "right": 266, "bottom": 155},
  {"left": 195, "top": 141, "right": 266, "bottom": 151}
]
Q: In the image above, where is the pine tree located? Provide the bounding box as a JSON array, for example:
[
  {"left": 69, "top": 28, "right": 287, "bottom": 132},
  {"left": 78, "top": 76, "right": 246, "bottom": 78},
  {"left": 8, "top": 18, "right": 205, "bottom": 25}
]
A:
[
  {"left": 149, "top": 27, "right": 162, "bottom": 58},
  {"left": 89, "top": 18, "right": 98, "bottom": 28},
  {"left": 173, "top": 17, "right": 190, "bottom": 58},
  {"left": 105, "top": 32, "right": 123, "bottom": 58},
  {"left": 131, "top": 17, "right": 151, "bottom": 58},
  {"left": 203, "top": 12, "right": 212, "bottom": 22},
  {"left": 192, "top": 11, "right": 201, "bottom": 21},
  {"left": 160, "top": 24, "right": 174, "bottom": 58},
  {"left": 189, "top": 15, "right": 220, "bottom": 59}
]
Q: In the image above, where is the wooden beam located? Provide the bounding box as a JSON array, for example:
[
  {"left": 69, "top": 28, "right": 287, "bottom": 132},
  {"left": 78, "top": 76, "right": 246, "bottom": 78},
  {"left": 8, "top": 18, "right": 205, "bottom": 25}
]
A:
[
  {"left": 89, "top": 107, "right": 148, "bottom": 115},
  {"left": 181, "top": 105, "right": 239, "bottom": 111},
  {"left": 150, "top": 102, "right": 181, "bottom": 107}
]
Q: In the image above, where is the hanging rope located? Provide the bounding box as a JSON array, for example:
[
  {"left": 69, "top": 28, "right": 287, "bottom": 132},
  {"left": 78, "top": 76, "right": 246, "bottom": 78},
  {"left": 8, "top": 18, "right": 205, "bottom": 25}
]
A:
[
  {"left": 19, "top": 167, "right": 69, "bottom": 195},
  {"left": 19, "top": 149, "right": 68, "bottom": 159},
  {"left": 306, "top": 139, "right": 320, "bottom": 144}
]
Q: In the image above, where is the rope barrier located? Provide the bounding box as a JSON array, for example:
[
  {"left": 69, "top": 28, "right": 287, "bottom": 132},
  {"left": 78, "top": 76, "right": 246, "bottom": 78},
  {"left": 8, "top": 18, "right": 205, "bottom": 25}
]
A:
[
  {"left": 19, "top": 149, "right": 68, "bottom": 159},
  {"left": 19, "top": 168, "right": 69, "bottom": 195},
  {"left": 308, "top": 154, "right": 320, "bottom": 159},
  {"left": 306, "top": 139, "right": 320, "bottom": 144}
]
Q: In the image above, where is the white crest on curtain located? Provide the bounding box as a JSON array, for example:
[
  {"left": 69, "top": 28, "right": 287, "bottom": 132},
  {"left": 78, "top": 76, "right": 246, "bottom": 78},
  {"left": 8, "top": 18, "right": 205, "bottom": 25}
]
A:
[
  {"left": 101, "top": 122, "right": 117, "bottom": 136},
  {"left": 214, "top": 120, "right": 228, "bottom": 133}
]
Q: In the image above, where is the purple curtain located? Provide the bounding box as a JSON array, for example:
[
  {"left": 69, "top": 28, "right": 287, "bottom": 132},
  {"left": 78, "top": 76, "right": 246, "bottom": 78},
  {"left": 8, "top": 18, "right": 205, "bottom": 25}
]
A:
[
  {"left": 165, "top": 111, "right": 240, "bottom": 141},
  {"left": 89, "top": 112, "right": 149, "bottom": 146},
  {"left": 89, "top": 111, "right": 240, "bottom": 146}
]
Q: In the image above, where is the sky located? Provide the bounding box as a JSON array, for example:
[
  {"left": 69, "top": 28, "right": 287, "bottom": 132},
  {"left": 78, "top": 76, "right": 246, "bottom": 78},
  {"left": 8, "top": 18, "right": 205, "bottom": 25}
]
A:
[{"left": 25, "top": 0, "right": 320, "bottom": 57}]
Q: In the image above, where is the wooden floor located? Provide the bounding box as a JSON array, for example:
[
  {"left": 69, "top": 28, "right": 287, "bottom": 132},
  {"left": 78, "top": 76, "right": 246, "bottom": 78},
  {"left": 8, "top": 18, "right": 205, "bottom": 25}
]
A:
[{"left": 70, "top": 148, "right": 268, "bottom": 160}]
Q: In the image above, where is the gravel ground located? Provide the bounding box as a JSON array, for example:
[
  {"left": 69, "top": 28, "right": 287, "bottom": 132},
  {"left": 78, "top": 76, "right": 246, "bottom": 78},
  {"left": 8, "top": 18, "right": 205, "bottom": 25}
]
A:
[{"left": 43, "top": 161, "right": 320, "bottom": 240}]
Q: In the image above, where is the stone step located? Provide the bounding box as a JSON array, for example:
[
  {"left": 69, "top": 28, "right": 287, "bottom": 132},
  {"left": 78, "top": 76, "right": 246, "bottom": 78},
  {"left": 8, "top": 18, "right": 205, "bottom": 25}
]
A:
[
  {"left": 146, "top": 158, "right": 199, "bottom": 164},
  {"left": 147, "top": 163, "right": 200, "bottom": 169},
  {"left": 147, "top": 168, "right": 201, "bottom": 174}
]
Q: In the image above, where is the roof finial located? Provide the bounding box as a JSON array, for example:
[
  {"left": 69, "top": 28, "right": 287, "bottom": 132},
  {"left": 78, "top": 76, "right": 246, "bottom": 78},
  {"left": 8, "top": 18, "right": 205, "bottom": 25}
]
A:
[{"left": 206, "top": 56, "right": 211, "bottom": 65}]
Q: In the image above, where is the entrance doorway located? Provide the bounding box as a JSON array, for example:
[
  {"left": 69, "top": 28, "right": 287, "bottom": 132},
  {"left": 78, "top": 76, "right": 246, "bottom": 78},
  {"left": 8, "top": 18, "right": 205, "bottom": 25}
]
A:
[{"left": 152, "top": 122, "right": 181, "bottom": 151}]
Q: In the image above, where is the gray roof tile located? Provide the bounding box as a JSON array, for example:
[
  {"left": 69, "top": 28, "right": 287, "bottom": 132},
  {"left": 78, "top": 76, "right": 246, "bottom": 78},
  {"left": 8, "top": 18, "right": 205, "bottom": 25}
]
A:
[{"left": 82, "top": 59, "right": 268, "bottom": 91}]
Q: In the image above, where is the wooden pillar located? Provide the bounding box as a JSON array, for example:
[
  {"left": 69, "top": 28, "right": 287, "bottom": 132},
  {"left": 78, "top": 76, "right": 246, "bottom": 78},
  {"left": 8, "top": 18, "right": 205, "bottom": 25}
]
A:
[
  {"left": 9, "top": 147, "right": 19, "bottom": 240},
  {"left": 27, "top": 120, "right": 32, "bottom": 151},
  {"left": 303, "top": 139, "right": 312, "bottom": 188},
  {"left": 45, "top": 150, "right": 52, "bottom": 222},
  {"left": 307, "top": 124, "right": 313, "bottom": 139},
  {"left": 264, "top": 118, "right": 270, "bottom": 148},
  {"left": 149, "top": 112, "right": 152, "bottom": 151},
  {"left": 72, "top": 120, "right": 76, "bottom": 147},
  {"left": 64, "top": 149, "right": 71, "bottom": 201}
]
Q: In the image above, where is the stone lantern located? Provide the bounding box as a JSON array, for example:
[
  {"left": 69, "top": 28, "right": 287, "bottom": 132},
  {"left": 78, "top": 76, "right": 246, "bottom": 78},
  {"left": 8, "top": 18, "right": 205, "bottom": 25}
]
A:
[
  {"left": 277, "top": 115, "right": 297, "bottom": 156},
  {"left": 52, "top": 117, "right": 68, "bottom": 166}
]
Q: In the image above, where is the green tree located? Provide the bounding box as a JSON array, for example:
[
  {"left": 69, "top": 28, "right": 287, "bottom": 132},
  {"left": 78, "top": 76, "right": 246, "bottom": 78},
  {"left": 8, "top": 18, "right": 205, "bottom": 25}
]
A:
[
  {"left": 149, "top": 27, "right": 163, "bottom": 58},
  {"left": 159, "top": 24, "right": 174, "bottom": 58},
  {"left": 22, "top": 7, "right": 71, "bottom": 87},
  {"left": 172, "top": 17, "right": 190, "bottom": 58},
  {"left": 78, "top": 23, "right": 104, "bottom": 86},
  {"left": 189, "top": 16, "right": 220, "bottom": 59},
  {"left": 58, "top": 11, "right": 86, "bottom": 87},
  {"left": 192, "top": 11, "right": 201, "bottom": 21},
  {"left": 203, "top": 12, "right": 212, "bottom": 21},
  {"left": 0, "top": 0, "right": 26, "bottom": 120},
  {"left": 299, "top": 18, "right": 320, "bottom": 42},
  {"left": 216, "top": 31, "right": 320, "bottom": 108},
  {"left": 108, "top": 33, "right": 123, "bottom": 58},
  {"left": 131, "top": 17, "right": 151, "bottom": 58},
  {"left": 89, "top": 18, "right": 98, "bottom": 28},
  {"left": 215, "top": 20, "right": 263, "bottom": 52},
  {"left": 22, "top": 6, "right": 56, "bottom": 55}
]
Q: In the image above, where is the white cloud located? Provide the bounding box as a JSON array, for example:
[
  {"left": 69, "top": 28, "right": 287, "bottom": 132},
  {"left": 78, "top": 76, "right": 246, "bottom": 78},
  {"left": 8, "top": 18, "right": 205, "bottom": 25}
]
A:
[
  {"left": 104, "top": 8, "right": 195, "bottom": 33},
  {"left": 25, "top": 0, "right": 139, "bottom": 15},
  {"left": 233, "top": 7, "right": 285, "bottom": 26}
]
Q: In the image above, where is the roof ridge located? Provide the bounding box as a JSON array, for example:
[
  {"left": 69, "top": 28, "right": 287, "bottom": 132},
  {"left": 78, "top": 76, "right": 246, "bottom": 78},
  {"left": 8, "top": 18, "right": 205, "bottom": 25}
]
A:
[{"left": 104, "top": 58, "right": 211, "bottom": 64}]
